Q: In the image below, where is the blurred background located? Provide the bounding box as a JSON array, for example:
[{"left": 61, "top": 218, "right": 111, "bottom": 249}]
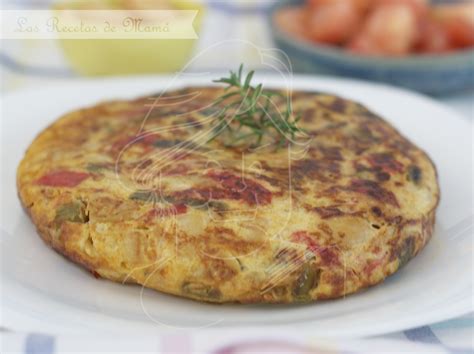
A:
[{"left": 1, "top": 0, "right": 473, "bottom": 97}]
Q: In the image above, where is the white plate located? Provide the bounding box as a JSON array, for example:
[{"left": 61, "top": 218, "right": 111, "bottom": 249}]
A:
[{"left": 1, "top": 75, "right": 472, "bottom": 337}]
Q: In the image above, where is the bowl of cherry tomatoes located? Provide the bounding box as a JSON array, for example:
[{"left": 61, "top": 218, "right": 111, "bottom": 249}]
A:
[{"left": 271, "top": 0, "right": 474, "bottom": 95}]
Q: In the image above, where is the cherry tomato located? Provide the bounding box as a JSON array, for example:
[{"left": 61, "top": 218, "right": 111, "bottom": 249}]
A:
[
  {"left": 378, "top": 0, "right": 428, "bottom": 18},
  {"left": 431, "top": 3, "right": 474, "bottom": 49},
  {"left": 307, "top": 1, "right": 362, "bottom": 44},
  {"left": 308, "top": 0, "right": 374, "bottom": 13},
  {"left": 431, "top": 3, "right": 474, "bottom": 24},
  {"left": 308, "top": 0, "right": 322, "bottom": 7},
  {"left": 348, "top": 34, "right": 383, "bottom": 55},
  {"left": 443, "top": 19, "right": 474, "bottom": 48},
  {"left": 349, "top": 3, "right": 418, "bottom": 55},
  {"left": 416, "top": 19, "right": 451, "bottom": 53},
  {"left": 274, "top": 7, "right": 308, "bottom": 38}
]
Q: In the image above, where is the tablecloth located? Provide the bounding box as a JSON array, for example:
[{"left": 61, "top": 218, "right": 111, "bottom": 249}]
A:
[{"left": 1, "top": 316, "right": 473, "bottom": 353}]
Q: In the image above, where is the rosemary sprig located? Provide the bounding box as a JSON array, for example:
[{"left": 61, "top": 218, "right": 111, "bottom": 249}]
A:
[{"left": 209, "top": 64, "right": 302, "bottom": 148}]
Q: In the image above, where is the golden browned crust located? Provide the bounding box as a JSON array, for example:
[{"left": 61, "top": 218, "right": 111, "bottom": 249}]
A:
[{"left": 17, "top": 87, "right": 440, "bottom": 303}]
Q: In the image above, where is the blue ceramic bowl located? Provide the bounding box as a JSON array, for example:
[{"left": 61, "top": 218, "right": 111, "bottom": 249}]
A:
[{"left": 269, "top": 0, "right": 474, "bottom": 95}]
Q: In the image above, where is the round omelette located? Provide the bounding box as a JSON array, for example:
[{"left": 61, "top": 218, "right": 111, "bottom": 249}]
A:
[{"left": 17, "top": 86, "right": 439, "bottom": 303}]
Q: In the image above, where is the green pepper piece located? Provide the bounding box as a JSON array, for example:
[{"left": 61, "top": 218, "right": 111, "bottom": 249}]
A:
[
  {"left": 398, "top": 237, "right": 415, "bottom": 269},
  {"left": 129, "top": 190, "right": 156, "bottom": 202},
  {"left": 182, "top": 282, "right": 221, "bottom": 300},
  {"left": 55, "top": 202, "right": 88, "bottom": 223},
  {"left": 292, "top": 263, "right": 320, "bottom": 301}
]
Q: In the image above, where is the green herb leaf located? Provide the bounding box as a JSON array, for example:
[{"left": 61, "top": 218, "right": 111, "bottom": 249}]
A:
[
  {"left": 210, "top": 64, "right": 303, "bottom": 148},
  {"left": 244, "top": 70, "right": 254, "bottom": 89}
]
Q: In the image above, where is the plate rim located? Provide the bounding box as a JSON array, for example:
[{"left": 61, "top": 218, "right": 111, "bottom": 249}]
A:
[{"left": 1, "top": 74, "right": 472, "bottom": 337}]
